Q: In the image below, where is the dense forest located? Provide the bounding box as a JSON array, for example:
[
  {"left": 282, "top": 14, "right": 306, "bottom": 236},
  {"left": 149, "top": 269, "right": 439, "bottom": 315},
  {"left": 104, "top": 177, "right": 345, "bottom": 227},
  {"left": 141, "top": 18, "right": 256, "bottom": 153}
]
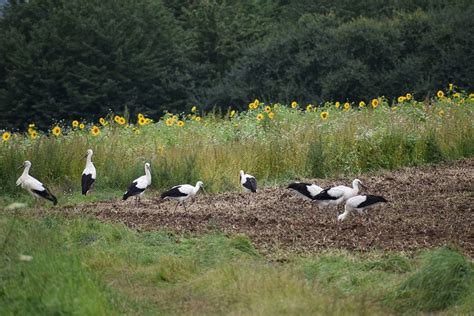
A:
[{"left": 0, "top": 0, "right": 473, "bottom": 128}]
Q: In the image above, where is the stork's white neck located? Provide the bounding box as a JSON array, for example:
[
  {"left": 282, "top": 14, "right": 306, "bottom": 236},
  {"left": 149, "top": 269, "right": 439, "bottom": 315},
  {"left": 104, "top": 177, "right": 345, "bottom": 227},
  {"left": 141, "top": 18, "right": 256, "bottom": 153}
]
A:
[
  {"left": 145, "top": 166, "right": 151, "bottom": 184},
  {"left": 22, "top": 164, "right": 31, "bottom": 176},
  {"left": 193, "top": 182, "right": 202, "bottom": 195},
  {"left": 86, "top": 153, "right": 93, "bottom": 167}
]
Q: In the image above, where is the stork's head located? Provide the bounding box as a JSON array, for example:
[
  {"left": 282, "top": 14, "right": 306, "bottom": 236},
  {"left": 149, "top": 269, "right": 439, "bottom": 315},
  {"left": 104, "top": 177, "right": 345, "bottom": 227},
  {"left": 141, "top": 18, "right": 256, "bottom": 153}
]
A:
[
  {"left": 18, "top": 160, "right": 31, "bottom": 169},
  {"left": 353, "top": 179, "right": 366, "bottom": 189},
  {"left": 84, "top": 149, "right": 93, "bottom": 158},
  {"left": 145, "top": 162, "right": 151, "bottom": 172},
  {"left": 196, "top": 181, "right": 204, "bottom": 187}
]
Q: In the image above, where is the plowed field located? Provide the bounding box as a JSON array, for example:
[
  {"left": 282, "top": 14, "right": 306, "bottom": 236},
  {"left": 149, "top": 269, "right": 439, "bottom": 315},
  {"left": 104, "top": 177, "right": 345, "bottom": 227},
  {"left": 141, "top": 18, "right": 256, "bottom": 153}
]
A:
[{"left": 72, "top": 159, "right": 474, "bottom": 258}]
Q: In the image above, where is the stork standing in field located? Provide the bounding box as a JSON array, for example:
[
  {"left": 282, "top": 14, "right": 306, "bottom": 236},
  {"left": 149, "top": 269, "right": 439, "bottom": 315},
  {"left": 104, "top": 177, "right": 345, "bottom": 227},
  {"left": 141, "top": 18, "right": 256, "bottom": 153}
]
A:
[
  {"left": 16, "top": 160, "right": 58, "bottom": 207},
  {"left": 123, "top": 162, "right": 151, "bottom": 203},
  {"left": 240, "top": 170, "right": 257, "bottom": 193},
  {"left": 312, "top": 179, "right": 366, "bottom": 215},
  {"left": 338, "top": 195, "right": 388, "bottom": 225},
  {"left": 287, "top": 182, "right": 323, "bottom": 204},
  {"left": 160, "top": 181, "right": 204, "bottom": 211},
  {"left": 81, "top": 149, "right": 96, "bottom": 195}
]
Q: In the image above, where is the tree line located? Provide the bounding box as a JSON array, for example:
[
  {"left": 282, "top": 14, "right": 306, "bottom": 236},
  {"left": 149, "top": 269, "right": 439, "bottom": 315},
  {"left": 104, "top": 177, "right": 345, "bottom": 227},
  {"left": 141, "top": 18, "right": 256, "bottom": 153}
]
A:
[{"left": 0, "top": 0, "right": 472, "bottom": 129}]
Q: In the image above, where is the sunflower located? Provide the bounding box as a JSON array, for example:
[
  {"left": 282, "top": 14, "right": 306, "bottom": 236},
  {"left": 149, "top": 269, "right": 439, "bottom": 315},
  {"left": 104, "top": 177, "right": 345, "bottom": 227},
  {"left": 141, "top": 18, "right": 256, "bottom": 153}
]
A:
[
  {"left": 2, "top": 131, "right": 11, "bottom": 142},
  {"left": 335, "top": 101, "right": 340, "bottom": 109},
  {"left": 114, "top": 115, "right": 121, "bottom": 123},
  {"left": 165, "top": 118, "right": 174, "bottom": 126},
  {"left": 371, "top": 99, "right": 379, "bottom": 108},
  {"left": 359, "top": 101, "right": 366, "bottom": 108},
  {"left": 79, "top": 123, "right": 85, "bottom": 129},
  {"left": 256, "top": 113, "right": 264, "bottom": 121},
  {"left": 29, "top": 123, "right": 35, "bottom": 128},
  {"left": 449, "top": 83, "right": 453, "bottom": 92},
  {"left": 91, "top": 125, "right": 100, "bottom": 136},
  {"left": 28, "top": 127, "right": 35, "bottom": 134},
  {"left": 268, "top": 112, "right": 275, "bottom": 120},
  {"left": 343, "top": 102, "right": 351, "bottom": 111},
  {"left": 118, "top": 117, "right": 126, "bottom": 125},
  {"left": 320, "top": 111, "right": 329, "bottom": 120},
  {"left": 137, "top": 113, "right": 144, "bottom": 120},
  {"left": 52, "top": 126, "right": 61, "bottom": 137},
  {"left": 191, "top": 106, "right": 197, "bottom": 113},
  {"left": 99, "top": 117, "right": 107, "bottom": 126},
  {"left": 138, "top": 117, "right": 146, "bottom": 126},
  {"left": 195, "top": 116, "right": 201, "bottom": 122},
  {"left": 254, "top": 99, "right": 260, "bottom": 107},
  {"left": 437, "top": 90, "right": 444, "bottom": 98},
  {"left": 248, "top": 102, "right": 255, "bottom": 110},
  {"left": 133, "top": 128, "right": 141, "bottom": 135},
  {"left": 453, "top": 92, "right": 461, "bottom": 98},
  {"left": 30, "top": 131, "right": 38, "bottom": 139},
  {"left": 291, "top": 101, "right": 298, "bottom": 109},
  {"left": 177, "top": 120, "right": 185, "bottom": 127},
  {"left": 72, "top": 120, "right": 79, "bottom": 128},
  {"left": 230, "top": 110, "right": 236, "bottom": 118},
  {"left": 145, "top": 118, "right": 152, "bottom": 125},
  {"left": 469, "top": 93, "right": 474, "bottom": 100},
  {"left": 438, "top": 110, "right": 445, "bottom": 117},
  {"left": 306, "top": 104, "right": 313, "bottom": 112},
  {"left": 406, "top": 93, "right": 412, "bottom": 100},
  {"left": 265, "top": 105, "right": 271, "bottom": 113},
  {"left": 398, "top": 96, "right": 406, "bottom": 103}
]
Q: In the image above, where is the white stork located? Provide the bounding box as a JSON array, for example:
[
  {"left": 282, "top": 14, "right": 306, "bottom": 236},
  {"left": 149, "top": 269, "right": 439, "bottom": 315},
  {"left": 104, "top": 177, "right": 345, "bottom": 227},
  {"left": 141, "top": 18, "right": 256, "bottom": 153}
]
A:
[
  {"left": 312, "top": 179, "right": 366, "bottom": 215},
  {"left": 160, "top": 181, "right": 204, "bottom": 211},
  {"left": 123, "top": 162, "right": 151, "bottom": 202},
  {"left": 240, "top": 170, "right": 257, "bottom": 193},
  {"left": 287, "top": 182, "right": 323, "bottom": 202},
  {"left": 16, "top": 161, "right": 57, "bottom": 206},
  {"left": 81, "top": 149, "right": 96, "bottom": 195},
  {"left": 338, "top": 195, "right": 388, "bottom": 223}
]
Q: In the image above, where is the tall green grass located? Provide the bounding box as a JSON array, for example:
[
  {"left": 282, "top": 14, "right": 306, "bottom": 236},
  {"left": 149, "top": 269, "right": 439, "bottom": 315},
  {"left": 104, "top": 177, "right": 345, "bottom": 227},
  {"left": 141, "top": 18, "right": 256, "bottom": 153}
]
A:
[
  {"left": 1, "top": 212, "right": 472, "bottom": 314},
  {"left": 1, "top": 99, "right": 473, "bottom": 201}
]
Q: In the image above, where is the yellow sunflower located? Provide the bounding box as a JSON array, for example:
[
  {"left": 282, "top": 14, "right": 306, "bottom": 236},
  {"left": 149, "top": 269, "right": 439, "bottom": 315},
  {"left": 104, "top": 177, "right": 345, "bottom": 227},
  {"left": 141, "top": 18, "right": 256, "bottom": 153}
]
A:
[
  {"left": 437, "top": 90, "right": 444, "bottom": 98},
  {"left": 306, "top": 104, "right": 313, "bottom": 112},
  {"left": 99, "top": 117, "right": 107, "bottom": 126},
  {"left": 320, "top": 111, "right": 329, "bottom": 120},
  {"left": 398, "top": 96, "right": 406, "bottom": 103},
  {"left": 137, "top": 113, "right": 144, "bottom": 120},
  {"left": 2, "top": 131, "right": 11, "bottom": 142},
  {"left": 91, "top": 125, "right": 100, "bottom": 136},
  {"left": 359, "top": 101, "right": 366, "bottom": 108},
  {"left": 118, "top": 117, "right": 126, "bottom": 125},
  {"left": 254, "top": 99, "right": 260, "bottom": 107},
  {"left": 265, "top": 105, "right": 271, "bottom": 113},
  {"left": 343, "top": 102, "right": 351, "bottom": 111},
  {"left": 195, "top": 116, "right": 201, "bottom": 122},
  {"left": 72, "top": 120, "right": 79, "bottom": 128},
  {"left": 28, "top": 127, "right": 35, "bottom": 134},
  {"left": 114, "top": 115, "right": 121, "bottom": 123},
  {"left": 438, "top": 110, "right": 445, "bottom": 117},
  {"left": 291, "top": 101, "right": 298, "bottom": 109},
  {"left": 191, "top": 106, "right": 197, "bottom": 113},
  {"left": 268, "top": 112, "right": 275, "bottom": 120},
  {"left": 138, "top": 117, "right": 146, "bottom": 126},
  {"left": 165, "top": 118, "right": 174, "bottom": 126},
  {"left": 256, "top": 113, "right": 264, "bottom": 121},
  {"left": 177, "top": 120, "right": 185, "bottom": 127},
  {"left": 30, "top": 131, "right": 38, "bottom": 140},
  {"left": 230, "top": 110, "right": 236, "bottom": 118},
  {"left": 453, "top": 92, "right": 461, "bottom": 98},
  {"left": 79, "top": 123, "right": 85, "bottom": 129},
  {"left": 449, "top": 83, "right": 453, "bottom": 92},
  {"left": 133, "top": 128, "right": 141, "bottom": 135},
  {"left": 469, "top": 93, "right": 474, "bottom": 100},
  {"left": 52, "top": 126, "right": 61, "bottom": 137},
  {"left": 406, "top": 93, "right": 412, "bottom": 100},
  {"left": 145, "top": 118, "right": 152, "bottom": 125},
  {"left": 248, "top": 102, "right": 255, "bottom": 110},
  {"left": 371, "top": 99, "right": 379, "bottom": 108},
  {"left": 335, "top": 101, "right": 340, "bottom": 109}
]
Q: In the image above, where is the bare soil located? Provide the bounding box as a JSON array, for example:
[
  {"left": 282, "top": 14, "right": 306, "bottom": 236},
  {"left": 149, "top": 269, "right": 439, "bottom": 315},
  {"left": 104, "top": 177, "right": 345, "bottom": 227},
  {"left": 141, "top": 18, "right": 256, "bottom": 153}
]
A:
[{"left": 71, "top": 159, "right": 474, "bottom": 258}]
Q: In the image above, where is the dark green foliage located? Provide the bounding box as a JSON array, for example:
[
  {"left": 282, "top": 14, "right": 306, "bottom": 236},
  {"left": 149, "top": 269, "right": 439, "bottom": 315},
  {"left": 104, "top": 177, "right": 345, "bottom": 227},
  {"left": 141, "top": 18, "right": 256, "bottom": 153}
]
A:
[{"left": 1, "top": 0, "right": 473, "bottom": 127}]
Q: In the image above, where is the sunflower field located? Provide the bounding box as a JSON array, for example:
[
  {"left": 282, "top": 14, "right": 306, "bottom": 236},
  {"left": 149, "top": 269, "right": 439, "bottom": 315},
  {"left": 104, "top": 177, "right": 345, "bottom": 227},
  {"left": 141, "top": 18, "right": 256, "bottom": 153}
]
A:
[{"left": 1, "top": 88, "right": 473, "bottom": 198}]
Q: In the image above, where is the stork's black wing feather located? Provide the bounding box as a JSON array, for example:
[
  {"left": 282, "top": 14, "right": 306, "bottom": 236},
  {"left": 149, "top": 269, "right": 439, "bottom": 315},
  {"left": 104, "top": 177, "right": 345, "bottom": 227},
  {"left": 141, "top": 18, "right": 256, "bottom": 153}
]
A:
[
  {"left": 312, "top": 188, "right": 338, "bottom": 201},
  {"left": 357, "top": 195, "right": 387, "bottom": 208},
  {"left": 160, "top": 186, "right": 187, "bottom": 199},
  {"left": 288, "top": 182, "right": 312, "bottom": 199},
  {"left": 123, "top": 181, "right": 145, "bottom": 200},
  {"left": 32, "top": 186, "right": 58, "bottom": 205},
  {"left": 242, "top": 177, "right": 257, "bottom": 192},
  {"left": 81, "top": 173, "right": 95, "bottom": 195}
]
